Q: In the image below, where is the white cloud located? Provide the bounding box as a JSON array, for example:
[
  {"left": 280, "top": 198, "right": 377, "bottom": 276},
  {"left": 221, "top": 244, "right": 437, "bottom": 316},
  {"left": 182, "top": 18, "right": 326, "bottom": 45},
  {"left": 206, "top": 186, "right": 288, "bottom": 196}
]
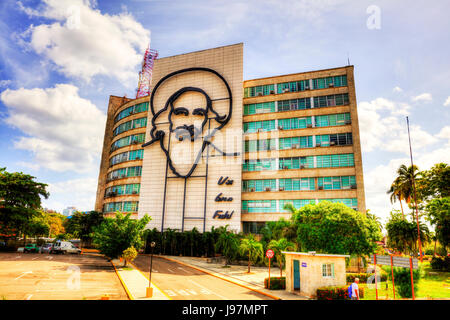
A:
[
  {"left": 0, "top": 84, "right": 106, "bottom": 173},
  {"left": 358, "top": 97, "right": 436, "bottom": 154},
  {"left": 44, "top": 177, "right": 98, "bottom": 212},
  {"left": 436, "top": 126, "right": 450, "bottom": 142},
  {"left": 18, "top": 0, "right": 150, "bottom": 84},
  {"left": 0, "top": 80, "right": 12, "bottom": 87},
  {"left": 444, "top": 97, "right": 450, "bottom": 107},
  {"left": 411, "top": 93, "right": 432, "bottom": 103},
  {"left": 393, "top": 86, "right": 403, "bottom": 93}
]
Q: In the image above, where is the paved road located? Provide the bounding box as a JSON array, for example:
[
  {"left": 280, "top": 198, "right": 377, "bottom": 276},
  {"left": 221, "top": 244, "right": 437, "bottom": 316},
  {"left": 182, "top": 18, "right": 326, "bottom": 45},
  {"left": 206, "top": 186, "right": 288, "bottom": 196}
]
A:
[
  {"left": 133, "top": 255, "right": 273, "bottom": 300},
  {"left": 0, "top": 252, "right": 127, "bottom": 300}
]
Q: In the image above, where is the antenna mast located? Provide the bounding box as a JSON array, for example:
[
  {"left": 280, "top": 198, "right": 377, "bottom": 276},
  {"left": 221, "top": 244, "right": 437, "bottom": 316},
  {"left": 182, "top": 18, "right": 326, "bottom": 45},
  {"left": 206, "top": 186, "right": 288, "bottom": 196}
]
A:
[{"left": 136, "top": 44, "right": 158, "bottom": 98}]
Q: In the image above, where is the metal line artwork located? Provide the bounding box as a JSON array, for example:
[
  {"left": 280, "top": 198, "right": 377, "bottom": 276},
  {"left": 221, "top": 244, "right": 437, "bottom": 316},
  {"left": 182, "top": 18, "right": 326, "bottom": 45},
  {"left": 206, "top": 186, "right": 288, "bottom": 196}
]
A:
[{"left": 142, "top": 68, "right": 239, "bottom": 232}]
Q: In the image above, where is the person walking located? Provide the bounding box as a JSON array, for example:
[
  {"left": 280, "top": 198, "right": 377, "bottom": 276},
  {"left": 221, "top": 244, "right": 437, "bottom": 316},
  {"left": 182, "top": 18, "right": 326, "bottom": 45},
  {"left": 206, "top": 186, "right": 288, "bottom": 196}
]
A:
[{"left": 351, "top": 278, "right": 360, "bottom": 300}]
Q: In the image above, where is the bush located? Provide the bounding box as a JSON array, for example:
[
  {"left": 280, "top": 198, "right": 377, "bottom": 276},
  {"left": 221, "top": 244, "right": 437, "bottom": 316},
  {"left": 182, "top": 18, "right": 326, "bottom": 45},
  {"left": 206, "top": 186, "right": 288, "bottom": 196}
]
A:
[
  {"left": 317, "top": 285, "right": 365, "bottom": 300},
  {"left": 392, "top": 267, "right": 420, "bottom": 298},
  {"left": 347, "top": 272, "right": 387, "bottom": 283},
  {"left": 122, "top": 246, "right": 138, "bottom": 266},
  {"left": 430, "top": 257, "right": 450, "bottom": 271},
  {"left": 264, "top": 277, "right": 285, "bottom": 290}
]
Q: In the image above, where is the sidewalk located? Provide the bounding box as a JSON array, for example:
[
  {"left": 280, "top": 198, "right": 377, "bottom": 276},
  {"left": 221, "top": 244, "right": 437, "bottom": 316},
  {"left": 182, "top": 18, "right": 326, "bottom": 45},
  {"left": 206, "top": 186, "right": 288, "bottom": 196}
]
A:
[
  {"left": 111, "top": 259, "right": 170, "bottom": 300},
  {"left": 150, "top": 254, "right": 311, "bottom": 300}
]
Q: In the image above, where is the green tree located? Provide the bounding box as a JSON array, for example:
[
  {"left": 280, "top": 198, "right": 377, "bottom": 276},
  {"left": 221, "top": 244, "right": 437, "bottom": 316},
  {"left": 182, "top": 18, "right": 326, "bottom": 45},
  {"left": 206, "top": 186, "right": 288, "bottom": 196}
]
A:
[
  {"left": 291, "top": 201, "right": 381, "bottom": 255},
  {"left": 417, "top": 163, "right": 450, "bottom": 200},
  {"left": 425, "top": 197, "right": 450, "bottom": 249},
  {"left": 215, "top": 225, "right": 239, "bottom": 266},
  {"left": 239, "top": 234, "right": 264, "bottom": 273},
  {"left": 92, "top": 212, "right": 151, "bottom": 259},
  {"left": 122, "top": 246, "right": 138, "bottom": 267},
  {"left": 268, "top": 238, "right": 295, "bottom": 276},
  {"left": 0, "top": 168, "right": 49, "bottom": 242},
  {"left": 64, "top": 211, "right": 104, "bottom": 247}
]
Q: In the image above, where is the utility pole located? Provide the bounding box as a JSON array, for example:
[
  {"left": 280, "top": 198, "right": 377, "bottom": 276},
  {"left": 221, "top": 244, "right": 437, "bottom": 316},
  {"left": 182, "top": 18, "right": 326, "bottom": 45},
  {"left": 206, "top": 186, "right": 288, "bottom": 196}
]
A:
[{"left": 406, "top": 117, "right": 423, "bottom": 263}]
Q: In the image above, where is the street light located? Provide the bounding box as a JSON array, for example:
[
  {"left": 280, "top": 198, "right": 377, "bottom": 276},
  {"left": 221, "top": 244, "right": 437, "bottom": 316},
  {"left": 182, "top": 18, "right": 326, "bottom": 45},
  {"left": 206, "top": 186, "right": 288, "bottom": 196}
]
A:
[{"left": 146, "top": 241, "right": 156, "bottom": 298}]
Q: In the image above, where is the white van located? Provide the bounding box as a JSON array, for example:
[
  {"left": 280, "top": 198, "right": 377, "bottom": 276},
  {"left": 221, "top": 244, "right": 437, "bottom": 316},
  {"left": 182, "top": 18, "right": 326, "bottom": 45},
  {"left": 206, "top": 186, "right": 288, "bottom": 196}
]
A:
[{"left": 50, "top": 241, "right": 81, "bottom": 254}]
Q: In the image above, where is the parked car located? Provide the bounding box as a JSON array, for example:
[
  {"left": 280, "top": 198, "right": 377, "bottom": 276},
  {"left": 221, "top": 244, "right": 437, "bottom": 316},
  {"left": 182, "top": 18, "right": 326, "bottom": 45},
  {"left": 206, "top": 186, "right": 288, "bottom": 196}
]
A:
[
  {"left": 24, "top": 243, "right": 40, "bottom": 253},
  {"left": 39, "top": 243, "right": 53, "bottom": 254},
  {"left": 17, "top": 247, "right": 24, "bottom": 253},
  {"left": 50, "top": 241, "right": 81, "bottom": 254}
]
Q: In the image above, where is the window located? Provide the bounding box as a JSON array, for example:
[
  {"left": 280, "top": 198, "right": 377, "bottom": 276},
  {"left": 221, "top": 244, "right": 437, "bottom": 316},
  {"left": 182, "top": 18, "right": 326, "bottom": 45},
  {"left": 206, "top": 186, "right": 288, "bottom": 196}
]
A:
[
  {"left": 279, "top": 156, "right": 314, "bottom": 169},
  {"left": 244, "top": 120, "right": 276, "bottom": 133},
  {"left": 316, "top": 133, "right": 352, "bottom": 147},
  {"left": 243, "top": 159, "right": 276, "bottom": 172},
  {"left": 279, "top": 136, "right": 313, "bottom": 150},
  {"left": 244, "top": 139, "right": 276, "bottom": 152},
  {"left": 113, "top": 117, "right": 147, "bottom": 136},
  {"left": 242, "top": 222, "right": 267, "bottom": 234},
  {"left": 319, "top": 198, "right": 358, "bottom": 210},
  {"left": 244, "top": 84, "right": 275, "bottom": 98},
  {"left": 242, "top": 200, "right": 277, "bottom": 213},
  {"left": 312, "top": 75, "right": 347, "bottom": 90},
  {"left": 244, "top": 101, "right": 276, "bottom": 115},
  {"left": 277, "top": 80, "right": 309, "bottom": 94},
  {"left": 114, "top": 102, "right": 149, "bottom": 123},
  {"left": 316, "top": 154, "right": 354, "bottom": 168},
  {"left": 315, "top": 113, "right": 351, "bottom": 127},
  {"left": 243, "top": 179, "right": 276, "bottom": 192},
  {"left": 110, "top": 134, "right": 145, "bottom": 152},
  {"left": 313, "top": 94, "right": 349, "bottom": 108},
  {"left": 107, "top": 166, "right": 142, "bottom": 181},
  {"left": 322, "top": 263, "right": 335, "bottom": 278},
  {"left": 279, "top": 200, "right": 316, "bottom": 212},
  {"left": 279, "top": 178, "right": 315, "bottom": 191},
  {"left": 278, "top": 117, "right": 312, "bottom": 130}
]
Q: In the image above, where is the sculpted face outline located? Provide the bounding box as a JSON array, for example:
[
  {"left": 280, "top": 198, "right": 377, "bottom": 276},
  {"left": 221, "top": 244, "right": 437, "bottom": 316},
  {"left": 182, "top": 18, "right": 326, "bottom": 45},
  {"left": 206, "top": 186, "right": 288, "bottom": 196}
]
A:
[{"left": 142, "top": 67, "right": 234, "bottom": 179}]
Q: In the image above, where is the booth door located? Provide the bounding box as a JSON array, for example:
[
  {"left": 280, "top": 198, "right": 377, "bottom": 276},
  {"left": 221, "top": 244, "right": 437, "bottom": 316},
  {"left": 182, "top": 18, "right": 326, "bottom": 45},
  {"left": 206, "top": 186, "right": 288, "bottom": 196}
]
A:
[{"left": 293, "top": 260, "right": 300, "bottom": 290}]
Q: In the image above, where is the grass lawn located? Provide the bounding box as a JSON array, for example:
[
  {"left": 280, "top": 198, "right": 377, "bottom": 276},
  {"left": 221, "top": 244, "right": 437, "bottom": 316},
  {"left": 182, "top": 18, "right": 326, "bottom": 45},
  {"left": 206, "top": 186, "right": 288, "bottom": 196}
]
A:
[{"left": 360, "top": 261, "right": 450, "bottom": 300}]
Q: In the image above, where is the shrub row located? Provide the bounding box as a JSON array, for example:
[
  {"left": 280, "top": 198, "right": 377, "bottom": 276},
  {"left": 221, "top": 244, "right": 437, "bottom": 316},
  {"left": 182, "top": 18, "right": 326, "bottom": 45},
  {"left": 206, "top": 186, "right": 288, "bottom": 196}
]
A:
[
  {"left": 430, "top": 257, "right": 450, "bottom": 271},
  {"left": 346, "top": 272, "right": 387, "bottom": 283},
  {"left": 316, "top": 286, "right": 365, "bottom": 300},
  {"left": 264, "top": 277, "right": 286, "bottom": 290}
]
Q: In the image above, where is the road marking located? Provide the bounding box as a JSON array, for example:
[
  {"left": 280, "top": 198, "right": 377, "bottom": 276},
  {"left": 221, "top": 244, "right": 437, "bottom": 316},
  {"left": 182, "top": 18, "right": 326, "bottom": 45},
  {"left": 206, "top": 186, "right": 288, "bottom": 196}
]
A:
[
  {"left": 177, "top": 267, "right": 190, "bottom": 273},
  {"left": 15, "top": 271, "right": 32, "bottom": 280},
  {"left": 187, "top": 279, "right": 228, "bottom": 300},
  {"left": 16, "top": 256, "right": 22, "bottom": 259},
  {"left": 32, "top": 257, "right": 39, "bottom": 260},
  {"left": 167, "top": 268, "right": 175, "bottom": 273},
  {"left": 25, "top": 294, "right": 33, "bottom": 300}
]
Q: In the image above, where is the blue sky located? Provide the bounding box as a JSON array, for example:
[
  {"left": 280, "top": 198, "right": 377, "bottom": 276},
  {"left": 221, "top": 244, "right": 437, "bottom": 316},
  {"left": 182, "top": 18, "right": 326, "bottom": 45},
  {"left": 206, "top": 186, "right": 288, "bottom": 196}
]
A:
[{"left": 0, "top": 0, "right": 449, "bottom": 225}]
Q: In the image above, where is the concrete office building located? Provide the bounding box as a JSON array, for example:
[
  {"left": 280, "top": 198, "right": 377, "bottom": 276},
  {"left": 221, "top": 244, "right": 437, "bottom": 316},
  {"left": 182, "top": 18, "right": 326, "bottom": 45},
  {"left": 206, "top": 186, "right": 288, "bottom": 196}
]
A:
[{"left": 95, "top": 43, "right": 366, "bottom": 234}]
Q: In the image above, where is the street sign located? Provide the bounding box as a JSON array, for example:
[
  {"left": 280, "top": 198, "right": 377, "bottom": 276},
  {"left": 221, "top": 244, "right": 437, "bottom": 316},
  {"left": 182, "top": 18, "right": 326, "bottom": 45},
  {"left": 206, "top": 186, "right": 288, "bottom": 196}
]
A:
[
  {"left": 266, "top": 249, "right": 274, "bottom": 259},
  {"left": 301, "top": 262, "right": 307, "bottom": 268},
  {"left": 370, "top": 255, "right": 418, "bottom": 269}
]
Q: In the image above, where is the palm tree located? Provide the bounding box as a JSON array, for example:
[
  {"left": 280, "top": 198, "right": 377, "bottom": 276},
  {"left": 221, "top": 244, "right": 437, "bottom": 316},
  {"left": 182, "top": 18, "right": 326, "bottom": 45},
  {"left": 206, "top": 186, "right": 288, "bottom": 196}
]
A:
[
  {"left": 215, "top": 226, "right": 239, "bottom": 266},
  {"left": 239, "top": 234, "right": 264, "bottom": 273},
  {"left": 164, "top": 228, "right": 176, "bottom": 255},
  {"left": 268, "top": 238, "right": 295, "bottom": 277},
  {"left": 388, "top": 164, "right": 421, "bottom": 219}
]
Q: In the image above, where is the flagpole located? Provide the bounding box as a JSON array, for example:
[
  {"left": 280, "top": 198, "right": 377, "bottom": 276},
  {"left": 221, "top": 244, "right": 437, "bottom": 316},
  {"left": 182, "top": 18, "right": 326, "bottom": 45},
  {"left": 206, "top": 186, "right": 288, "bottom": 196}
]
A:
[{"left": 406, "top": 116, "right": 423, "bottom": 263}]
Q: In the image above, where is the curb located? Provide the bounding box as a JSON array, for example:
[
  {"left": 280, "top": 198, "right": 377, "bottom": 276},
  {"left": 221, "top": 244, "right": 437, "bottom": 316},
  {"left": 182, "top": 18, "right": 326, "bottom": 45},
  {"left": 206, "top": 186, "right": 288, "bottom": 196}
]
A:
[
  {"left": 110, "top": 260, "right": 134, "bottom": 300},
  {"left": 158, "top": 256, "right": 282, "bottom": 300},
  {"left": 129, "top": 261, "right": 172, "bottom": 300}
]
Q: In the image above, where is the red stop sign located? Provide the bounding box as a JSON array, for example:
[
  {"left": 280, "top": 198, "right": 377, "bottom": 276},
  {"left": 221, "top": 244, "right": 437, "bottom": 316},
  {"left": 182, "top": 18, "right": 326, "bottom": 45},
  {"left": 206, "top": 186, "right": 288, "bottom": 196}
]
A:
[{"left": 266, "top": 249, "right": 274, "bottom": 259}]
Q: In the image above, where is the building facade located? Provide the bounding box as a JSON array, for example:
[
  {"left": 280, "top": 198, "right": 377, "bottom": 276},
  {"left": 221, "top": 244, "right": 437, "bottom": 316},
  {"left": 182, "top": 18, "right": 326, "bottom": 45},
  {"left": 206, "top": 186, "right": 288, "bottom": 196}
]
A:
[{"left": 95, "top": 43, "right": 366, "bottom": 233}]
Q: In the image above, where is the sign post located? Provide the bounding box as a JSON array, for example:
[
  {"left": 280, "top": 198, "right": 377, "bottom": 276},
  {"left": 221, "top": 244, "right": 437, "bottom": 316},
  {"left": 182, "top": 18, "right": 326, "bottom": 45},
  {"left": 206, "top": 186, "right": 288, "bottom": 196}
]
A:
[
  {"left": 266, "top": 249, "right": 274, "bottom": 290},
  {"left": 390, "top": 255, "right": 396, "bottom": 300},
  {"left": 373, "top": 254, "right": 378, "bottom": 300},
  {"left": 409, "top": 257, "right": 415, "bottom": 300}
]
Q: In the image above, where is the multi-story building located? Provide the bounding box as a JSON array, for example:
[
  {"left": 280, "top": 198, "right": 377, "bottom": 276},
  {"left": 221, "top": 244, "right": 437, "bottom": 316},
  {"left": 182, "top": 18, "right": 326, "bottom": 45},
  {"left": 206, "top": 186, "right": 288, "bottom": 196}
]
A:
[{"left": 94, "top": 43, "right": 365, "bottom": 233}]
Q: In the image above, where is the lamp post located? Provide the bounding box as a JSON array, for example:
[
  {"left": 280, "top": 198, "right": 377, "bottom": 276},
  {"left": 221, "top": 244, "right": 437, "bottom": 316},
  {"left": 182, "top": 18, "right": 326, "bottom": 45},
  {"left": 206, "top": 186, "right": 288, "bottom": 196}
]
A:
[{"left": 146, "top": 241, "right": 156, "bottom": 298}]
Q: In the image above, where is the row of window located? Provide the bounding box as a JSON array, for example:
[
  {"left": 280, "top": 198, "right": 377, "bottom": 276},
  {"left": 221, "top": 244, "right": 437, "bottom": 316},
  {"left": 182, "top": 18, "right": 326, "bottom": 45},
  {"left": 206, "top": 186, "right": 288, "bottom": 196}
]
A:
[
  {"left": 110, "top": 133, "right": 145, "bottom": 152},
  {"left": 243, "top": 153, "right": 354, "bottom": 172},
  {"left": 109, "top": 149, "right": 144, "bottom": 166},
  {"left": 104, "top": 184, "right": 141, "bottom": 198},
  {"left": 242, "top": 176, "right": 356, "bottom": 192},
  {"left": 103, "top": 201, "right": 139, "bottom": 213},
  {"left": 243, "top": 113, "right": 351, "bottom": 133},
  {"left": 114, "top": 102, "right": 149, "bottom": 123},
  {"left": 244, "top": 93, "right": 349, "bottom": 115},
  {"left": 106, "top": 166, "right": 142, "bottom": 181},
  {"left": 244, "top": 75, "right": 348, "bottom": 98},
  {"left": 113, "top": 117, "right": 147, "bottom": 137},
  {"left": 242, "top": 198, "right": 358, "bottom": 213},
  {"left": 244, "top": 133, "right": 352, "bottom": 152}
]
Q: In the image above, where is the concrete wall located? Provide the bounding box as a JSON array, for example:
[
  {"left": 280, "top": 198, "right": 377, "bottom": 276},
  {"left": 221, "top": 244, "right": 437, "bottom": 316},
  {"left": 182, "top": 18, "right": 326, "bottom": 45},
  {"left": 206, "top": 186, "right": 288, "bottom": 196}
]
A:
[
  {"left": 285, "top": 253, "right": 347, "bottom": 297},
  {"left": 138, "top": 43, "right": 244, "bottom": 233}
]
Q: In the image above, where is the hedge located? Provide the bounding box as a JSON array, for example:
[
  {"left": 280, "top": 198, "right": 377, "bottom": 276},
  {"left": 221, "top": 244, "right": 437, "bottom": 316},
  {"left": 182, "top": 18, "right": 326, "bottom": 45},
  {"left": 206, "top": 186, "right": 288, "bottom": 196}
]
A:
[
  {"left": 430, "top": 257, "right": 450, "bottom": 271},
  {"left": 316, "top": 286, "right": 365, "bottom": 300},
  {"left": 347, "top": 272, "right": 387, "bottom": 283},
  {"left": 264, "top": 277, "right": 286, "bottom": 290}
]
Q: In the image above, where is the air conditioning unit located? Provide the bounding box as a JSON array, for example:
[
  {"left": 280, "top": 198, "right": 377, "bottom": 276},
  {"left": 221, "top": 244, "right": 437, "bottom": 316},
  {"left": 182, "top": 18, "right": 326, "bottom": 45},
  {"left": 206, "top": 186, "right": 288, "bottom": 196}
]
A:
[
  {"left": 278, "top": 126, "right": 284, "bottom": 130},
  {"left": 316, "top": 143, "right": 321, "bottom": 147},
  {"left": 257, "top": 92, "right": 263, "bottom": 96},
  {"left": 270, "top": 90, "right": 275, "bottom": 94},
  {"left": 351, "top": 184, "right": 357, "bottom": 189},
  {"left": 132, "top": 191, "right": 138, "bottom": 194},
  {"left": 318, "top": 186, "right": 324, "bottom": 190},
  {"left": 279, "top": 187, "right": 285, "bottom": 191},
  {"left": 305, "top": 86, "right": 310, "bottom": 90},
  {"left": 343, "top": 185, "right": 351, "bottom": 190},
  {"left": 242, "top": 210, "right": 248, "bottom": 214},
  {"left": 282, "top": 166, "right": 289, "bottom": 170},
  {"left": 283, "top": 88, "right": 290, "bottom": 93},
  {"left": 329, "top": 83, "right": 334, "bottom": 87},
  {"left": 257, "top": 128, "right": 263, "bottom": 133},
  {"left": 250, "top": 188, "right": 255, "bottom": 192},
  {"left": 300, "top": 165, "right": 305, "bottom": 169},
  {"left": 345, "top": 120, "right": 352, "bottom": 125},
  {"left": 265, "top": 187, "right": 271, "bottom": 192},
  {"left": 307, "top": 124, "right": 313, "bottom": 128},
  {"left": 292, "top": 144, "right": 298, "bottom": 149},
  {"left": 330, "top": 141, "right": 336, "bottom": 146},
  {"left": 135, "top": 156, "right": 140, "bottom": 160},
  {"left": 132, "top": 140, "right": 139, "bottom": 144}
]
